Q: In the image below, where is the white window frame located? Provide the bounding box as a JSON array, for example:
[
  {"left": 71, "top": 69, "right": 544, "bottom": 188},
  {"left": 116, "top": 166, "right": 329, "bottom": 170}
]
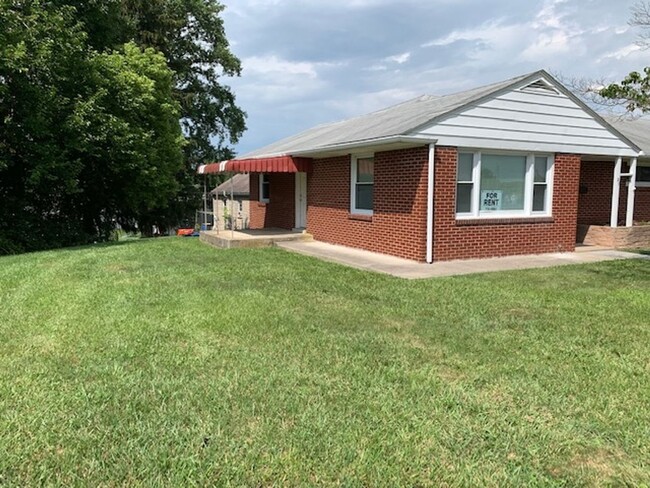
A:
[
  {"left": 455, "top": 150, "right": 554, "bottom": 219},
  {"left": 259, "top": 173, "right": 270, "bottom": 203},
  {"left": 350, "top": 154, "right": 374, "bottom": 215},
  {"left": 636, "top": 162, "right": 650, "bottom": 187}
]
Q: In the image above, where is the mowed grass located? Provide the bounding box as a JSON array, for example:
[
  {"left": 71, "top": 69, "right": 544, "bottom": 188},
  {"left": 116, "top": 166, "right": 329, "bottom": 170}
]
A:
[{"left": 1, "top": 238, "right": 649, "bottom": 486}]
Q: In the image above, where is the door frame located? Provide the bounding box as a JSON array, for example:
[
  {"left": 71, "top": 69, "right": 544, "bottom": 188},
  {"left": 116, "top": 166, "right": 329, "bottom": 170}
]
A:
[{"left": 294, "top": 172, "right": 307, "bottom": 229}]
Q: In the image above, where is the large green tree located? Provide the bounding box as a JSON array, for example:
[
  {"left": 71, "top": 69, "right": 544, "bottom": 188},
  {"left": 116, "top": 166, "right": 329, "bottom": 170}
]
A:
[
  {"left": 58, "top": 0, "right": 247, "bottom": 165},
  {"left": 0, "top": 1, "right": 187, "bottom": 252},
  {"left": 0, "top": 0, "right": 244, "bottom": 253},
  {"left": 66, "top": 43, "right": 184, "bottom": 238},
  {"left": 0, "top": 1, "right": 88, "bottom": 252},
  {"left": 59, "top": 0, "right": 247, "bottom": 234}
]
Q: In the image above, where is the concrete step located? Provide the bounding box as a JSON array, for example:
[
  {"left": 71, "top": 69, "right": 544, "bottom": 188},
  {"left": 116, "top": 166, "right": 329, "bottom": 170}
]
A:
[{"left": 200, "top": 230, "right": 312, "bottom": 250}]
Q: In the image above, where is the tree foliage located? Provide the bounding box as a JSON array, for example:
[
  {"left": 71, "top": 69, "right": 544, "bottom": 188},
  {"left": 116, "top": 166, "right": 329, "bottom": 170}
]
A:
[
  {"left": 0, "top": 0, "right": 244, "bottom": 253},
  {"left": 600, "top": 67, "right": 650, "bottom": 113},
  {"left": 57, "top": 0, "right": 247, "bottom": 165}
]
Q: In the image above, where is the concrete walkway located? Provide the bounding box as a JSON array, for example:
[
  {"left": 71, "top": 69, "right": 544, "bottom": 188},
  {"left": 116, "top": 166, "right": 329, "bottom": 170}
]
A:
[{"left": 276, "top": 240, "right": 648, "bottom": 279}]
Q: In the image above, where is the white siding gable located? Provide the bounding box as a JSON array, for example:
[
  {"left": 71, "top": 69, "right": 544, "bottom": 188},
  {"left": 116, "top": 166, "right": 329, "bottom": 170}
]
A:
[{"left": 414, "top": 82, "right": 638, "bottom": 157}]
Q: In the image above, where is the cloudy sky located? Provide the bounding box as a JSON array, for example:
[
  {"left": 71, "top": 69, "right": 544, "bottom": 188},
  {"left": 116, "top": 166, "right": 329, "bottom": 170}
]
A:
[{"left": 219, "top": 0, "right": 648, "bottom": 156}]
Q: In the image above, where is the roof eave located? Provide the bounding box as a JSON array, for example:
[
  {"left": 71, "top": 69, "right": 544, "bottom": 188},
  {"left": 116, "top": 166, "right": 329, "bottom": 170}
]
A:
[{"left": 288, "top": 135, "right": 439, "bottom": 158}]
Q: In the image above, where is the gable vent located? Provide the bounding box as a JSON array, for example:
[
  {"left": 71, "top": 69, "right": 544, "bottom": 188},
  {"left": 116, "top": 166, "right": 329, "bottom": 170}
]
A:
[{"left": 520, "top": 79, "right": 560, "bottom": 95}]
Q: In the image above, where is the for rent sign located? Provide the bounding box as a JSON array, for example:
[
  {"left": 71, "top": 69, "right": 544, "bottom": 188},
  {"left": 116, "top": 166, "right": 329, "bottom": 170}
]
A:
[{"left": 481, "top": 190, "right": 502, "bottom": 211}]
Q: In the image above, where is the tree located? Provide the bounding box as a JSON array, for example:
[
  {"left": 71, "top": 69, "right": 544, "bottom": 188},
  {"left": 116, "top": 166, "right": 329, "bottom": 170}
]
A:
[
  {"left": 55, "top": 0, "right": 247, "bottom": 164},
  {"left": 599, "top": 68, "right": 650, "bottom": 113},
  {"left": 66, "top": 43, "right": 184, "bottom": 238},
  {"left": 0, "top": 1, "right": 185, "bottom": 252},
  {"left": 630, "top": 1, "right": 650, "bottom": 48},
  {"left": 0, "top": 1, "right": 89, "bottom": 252},
  {"left": 58, "top": 0, "right": 247, "bottom": 232}
]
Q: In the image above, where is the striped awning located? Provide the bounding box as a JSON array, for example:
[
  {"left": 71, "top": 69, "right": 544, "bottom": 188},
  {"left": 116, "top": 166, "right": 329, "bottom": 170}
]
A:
[{"left": 198, "top": 156, "right": 311, "bottom": 174}]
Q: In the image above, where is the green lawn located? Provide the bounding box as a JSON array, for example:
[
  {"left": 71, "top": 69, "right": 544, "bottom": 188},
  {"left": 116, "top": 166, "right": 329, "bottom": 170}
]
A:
[{"left": 1, "top": 238, "right": 649, "bottom": 486}]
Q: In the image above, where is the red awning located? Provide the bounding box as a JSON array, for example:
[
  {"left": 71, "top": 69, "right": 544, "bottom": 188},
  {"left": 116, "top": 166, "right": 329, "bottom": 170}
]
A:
[{"left": 198, "top": 156, "right": 311, "bottom": 174}]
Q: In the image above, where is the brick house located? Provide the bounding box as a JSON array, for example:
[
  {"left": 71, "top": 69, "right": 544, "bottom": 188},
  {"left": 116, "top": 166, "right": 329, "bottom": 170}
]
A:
[{"left": 199, "top": 70, "right": 647, "bottom": 262}]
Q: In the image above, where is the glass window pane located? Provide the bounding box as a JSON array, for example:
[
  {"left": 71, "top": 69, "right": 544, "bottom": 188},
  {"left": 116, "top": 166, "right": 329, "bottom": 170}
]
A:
[
  {"left": 357, "top": 158, "right": 374, "bottom": 183},
  {"left": 355, "top": 184, "right": 373, "bottom": 210},
  {"left": 260, "top": 174, "right": 270, "bottom": 200},
  {"left": 534, "top": 157, "right": 548, "bottom": 183},
  {"left": 533, "top": 184, "right": 547, "bottom": 212},
  {"left": 480, "top": 154, "right": 526, "bottom": 211},
  {"left": 458, "top": 153, "right": 474, "bottom": 182},
  {"left": 637, "top": 166, "right": 650, "bottom": 182},
  {"left": 456, "top": 183, "right": 472, "bottom": 213}
]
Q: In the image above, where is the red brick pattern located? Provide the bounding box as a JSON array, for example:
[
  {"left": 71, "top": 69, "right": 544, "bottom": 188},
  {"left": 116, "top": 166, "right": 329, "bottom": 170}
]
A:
[
  {"left": 578, "top": 161, "right": 650, "bottom": 225},
  {"left": 432, "top": 147, "right": 581, "bottom": 261},
  {"left": 637, "top": 187, "right": 650, "bottom": 222},
  {"left": 248, "top": 146, "right": 589, "bottom": 262},
  {"left": 249, "top": 173, "right": 295, "bottom": 230},
  {"left": 306, "top": 147, "right": 430, "bottom": 261}
]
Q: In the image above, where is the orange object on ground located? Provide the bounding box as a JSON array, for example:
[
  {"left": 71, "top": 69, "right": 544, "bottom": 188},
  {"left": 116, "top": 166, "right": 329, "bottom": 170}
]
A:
[{"left": 176, "top": 228, "right": 195, "bottom": 236}]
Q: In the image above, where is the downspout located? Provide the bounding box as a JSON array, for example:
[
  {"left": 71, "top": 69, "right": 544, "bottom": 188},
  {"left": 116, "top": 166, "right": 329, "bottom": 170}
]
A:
[{"left": 426, "top": 143, "right": 436, "bottom": 264}]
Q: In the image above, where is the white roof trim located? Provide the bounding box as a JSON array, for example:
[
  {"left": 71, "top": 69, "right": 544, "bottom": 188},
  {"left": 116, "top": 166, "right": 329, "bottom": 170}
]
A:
[{"left": 258, "top": 135, "right": 439, "bottom": 158}]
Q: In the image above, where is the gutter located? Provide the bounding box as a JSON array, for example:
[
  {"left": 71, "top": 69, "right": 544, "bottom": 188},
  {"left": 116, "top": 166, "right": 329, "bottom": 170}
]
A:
[{"left": 275, "top": 135, "right": 438, "bottom": 158}]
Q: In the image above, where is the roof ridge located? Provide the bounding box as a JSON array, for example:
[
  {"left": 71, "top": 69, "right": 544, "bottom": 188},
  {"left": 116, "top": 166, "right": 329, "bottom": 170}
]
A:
[{"left": 241, "top": 69, "right": 551, "bottom": 159}]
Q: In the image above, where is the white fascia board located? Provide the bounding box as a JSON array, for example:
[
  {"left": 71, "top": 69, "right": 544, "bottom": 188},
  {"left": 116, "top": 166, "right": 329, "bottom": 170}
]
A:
[
  {"left": 289, "top": 135, "right": 438, "bottom": 157},
  {"left": 429, "top": 135, "right": 639, "bottom": 157}
]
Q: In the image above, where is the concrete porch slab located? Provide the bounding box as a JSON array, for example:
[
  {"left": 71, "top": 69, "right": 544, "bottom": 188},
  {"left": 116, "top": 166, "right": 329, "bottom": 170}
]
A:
[
  {"left": 200, "top": 228, "right": 312, "bottom": 249},
  {"left": 276, "top": 240, "right": 648, "bottom": 279}
]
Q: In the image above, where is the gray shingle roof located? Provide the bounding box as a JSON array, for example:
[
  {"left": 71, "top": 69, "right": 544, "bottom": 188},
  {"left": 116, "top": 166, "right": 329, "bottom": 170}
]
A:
[
  {"left": 242, "top": 72, "right": 537, "bottom": 158},
  {"left": 211, "top": 173, "right": 250, "bottom": 196},
  {"left": 603, "top": 117, "right": 650, "bottom": 155}
]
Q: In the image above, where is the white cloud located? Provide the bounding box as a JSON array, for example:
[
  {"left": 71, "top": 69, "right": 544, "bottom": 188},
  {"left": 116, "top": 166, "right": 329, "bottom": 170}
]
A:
[
  {"left": 330, "top": 88, "right": 421, "bottom": 118},
  {"left": 520, "top": 30, "right": 572, "bottom": 61},
  {"left": 385, "top": 52, "right": 411, "bottom": 64},
  {"left": 234, "top": 55, "right": 345, "bottom": 104},
  {"left": 597, "top": 43, "right": 643, "bottom": 62},
  {"left": 219, "top": 0, "right": 645, "bottom": 155},
  {"left": 421, "top": 0, "right": 588, "bottom": 66},
  {"left": 243, "top": 55, "right": 319, "bottom": 78},
  {"left": 531, "top": 0, "right": 568, "bottom": 30}
]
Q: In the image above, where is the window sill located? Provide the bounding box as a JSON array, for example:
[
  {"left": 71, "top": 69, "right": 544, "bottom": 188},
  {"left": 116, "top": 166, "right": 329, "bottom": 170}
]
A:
[
  {"left": 456, "top": 216, "right": 554, "bottom": 226},
  {"left": 349, "top": 213, "right": 373, "bottom": 222},
  {"left": 257, "top": 201, "right": 269, "bottom": 206}
]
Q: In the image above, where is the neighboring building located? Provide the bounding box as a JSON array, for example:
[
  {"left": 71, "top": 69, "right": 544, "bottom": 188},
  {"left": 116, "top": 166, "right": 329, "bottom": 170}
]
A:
[
  {"left": 211, "top": 174, "right": 251, "bottom": 230},
  {"left": 199, "top": 70, "right": 647, "bottom": 262}
]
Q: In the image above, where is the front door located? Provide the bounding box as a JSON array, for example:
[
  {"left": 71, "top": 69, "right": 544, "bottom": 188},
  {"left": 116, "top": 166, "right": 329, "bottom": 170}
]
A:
[{"left": 295, "top": 172, "right": 307, "bottom": 229}]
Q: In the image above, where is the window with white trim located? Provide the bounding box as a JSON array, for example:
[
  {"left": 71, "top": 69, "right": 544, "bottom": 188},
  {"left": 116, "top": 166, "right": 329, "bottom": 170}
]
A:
[
  {"left": 351, "top": 156, "right": 374, "bottom": 214},
  {"left": 637, "top": 163, "right": 650, "bottom": 187},
  {"left": 259, "top": 173, "right": 270, "bottom": 203},
  {"left": 456, "top": 151, "right": 554, "bottom": 218}
]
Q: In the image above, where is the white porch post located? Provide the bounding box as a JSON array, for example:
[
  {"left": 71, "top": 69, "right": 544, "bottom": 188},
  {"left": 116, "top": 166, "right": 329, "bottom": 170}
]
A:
[
  {"left": 610, "top": 157, "right": 622, "bottom": 228},
  {"left": 426, "top": 143, "right": 435, "bottom": 264},
  {"left": 626, "top": 158, "right": 638, "bottom": 227}
]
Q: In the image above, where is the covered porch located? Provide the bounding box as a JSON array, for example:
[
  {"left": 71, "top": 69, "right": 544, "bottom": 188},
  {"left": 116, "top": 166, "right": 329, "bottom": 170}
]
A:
[
  {"left": 578, "top": 155, "right": 650, "bottom": 248},
  {"left": 199, "top": 156, "right": 310, "bottom": 232}
]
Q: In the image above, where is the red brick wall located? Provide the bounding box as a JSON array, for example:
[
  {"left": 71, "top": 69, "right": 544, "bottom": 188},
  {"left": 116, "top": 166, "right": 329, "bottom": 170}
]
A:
[
  {"left": 636, "top": 186, "right": 650, "bottom": 222},
  {"left": 306, "top": 147, "right": 429, "bottom": 261},
  {"left": 432, "top": 147, "right": 581, "bottom": 261},
  {"left": 578, "top": 161, "right": 650, "bottom": 225},
  {"left": 249, "top": 173, "right": 295, "bottom": 230}
]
